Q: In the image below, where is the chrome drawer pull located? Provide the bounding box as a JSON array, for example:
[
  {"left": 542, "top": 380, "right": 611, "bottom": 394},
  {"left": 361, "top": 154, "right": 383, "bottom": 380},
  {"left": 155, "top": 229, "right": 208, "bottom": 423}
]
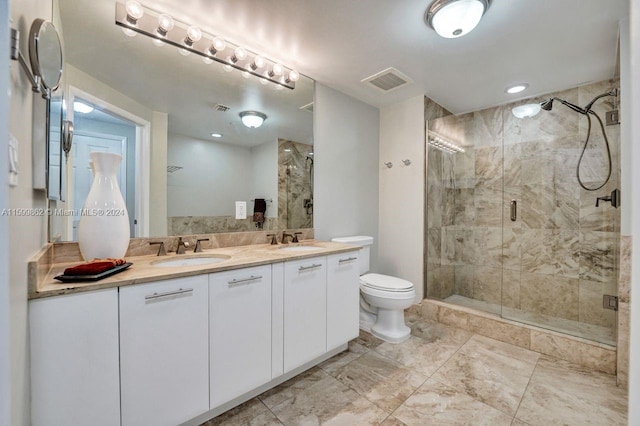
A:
[
  {"left": 145, "top": 288, "right": 193, "bottom": 300},
  {"left": 228, "top": 275, "right": 263, "bottom": 286},
  {"left": 299, "top": 263, "right": 322, "bottom": 271},
  {"left": 339, "top": 257, "right": 358, "bottom": 263}
]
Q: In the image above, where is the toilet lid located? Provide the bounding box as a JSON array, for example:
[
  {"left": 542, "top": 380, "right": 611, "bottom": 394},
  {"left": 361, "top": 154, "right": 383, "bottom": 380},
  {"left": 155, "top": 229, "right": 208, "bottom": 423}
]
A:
[{"left": 360, "top": 273, "right": 414, "bottom": 292}]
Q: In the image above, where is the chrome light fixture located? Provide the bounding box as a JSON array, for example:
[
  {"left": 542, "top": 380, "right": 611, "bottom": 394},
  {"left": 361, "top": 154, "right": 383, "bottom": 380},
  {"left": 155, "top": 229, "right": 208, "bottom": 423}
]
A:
[
  {"left": 425, "top": 0, "right": 490, "bottom": 38},
  {"left": 114, "top": 2, "right": 300, "bottom": 89},
  {"left": 240, "top": 111, "right": 267, "bottom": 128}
]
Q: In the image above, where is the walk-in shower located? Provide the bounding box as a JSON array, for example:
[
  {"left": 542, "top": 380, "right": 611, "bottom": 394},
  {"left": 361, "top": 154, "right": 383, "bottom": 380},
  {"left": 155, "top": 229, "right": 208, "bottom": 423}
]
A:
[{"left": 426, "top": 79, "right": 621, "bottom": 346}]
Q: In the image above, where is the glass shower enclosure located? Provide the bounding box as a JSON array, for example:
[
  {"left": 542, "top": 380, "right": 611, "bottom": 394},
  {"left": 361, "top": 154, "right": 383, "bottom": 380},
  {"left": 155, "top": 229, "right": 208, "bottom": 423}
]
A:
[{"left": 426, "top": 79, "right": 620, "bottom": 346}]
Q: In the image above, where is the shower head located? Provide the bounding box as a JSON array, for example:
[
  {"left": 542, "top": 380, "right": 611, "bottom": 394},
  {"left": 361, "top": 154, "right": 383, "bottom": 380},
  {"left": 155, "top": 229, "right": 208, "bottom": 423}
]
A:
[{"left": 540, "top": 98, "right": 554, "bottom": 111}]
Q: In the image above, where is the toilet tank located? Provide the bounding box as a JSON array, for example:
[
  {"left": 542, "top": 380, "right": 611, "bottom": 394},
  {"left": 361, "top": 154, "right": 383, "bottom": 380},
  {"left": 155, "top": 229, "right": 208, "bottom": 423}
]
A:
[{"left": 331, "top": 236, "right": 374, "bottom": 275}]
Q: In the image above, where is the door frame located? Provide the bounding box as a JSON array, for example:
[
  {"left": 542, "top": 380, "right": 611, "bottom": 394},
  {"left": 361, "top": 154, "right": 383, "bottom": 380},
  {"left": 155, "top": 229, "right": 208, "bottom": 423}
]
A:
[{"left": 67, "top": 85, "right": 151, "bottom": 238}]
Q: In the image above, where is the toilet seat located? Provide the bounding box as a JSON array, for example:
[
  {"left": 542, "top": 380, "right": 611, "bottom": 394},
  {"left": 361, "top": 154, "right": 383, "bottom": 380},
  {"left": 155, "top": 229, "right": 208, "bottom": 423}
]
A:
[{"left": 360, "top": 273, "right": 414, "bottom": 293}]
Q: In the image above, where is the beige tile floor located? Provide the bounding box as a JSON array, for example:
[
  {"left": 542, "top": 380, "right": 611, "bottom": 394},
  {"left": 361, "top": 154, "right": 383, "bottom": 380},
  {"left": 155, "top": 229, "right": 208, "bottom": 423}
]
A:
[{"left": 202, "top": 313, "right": 627, "bottom": 426}]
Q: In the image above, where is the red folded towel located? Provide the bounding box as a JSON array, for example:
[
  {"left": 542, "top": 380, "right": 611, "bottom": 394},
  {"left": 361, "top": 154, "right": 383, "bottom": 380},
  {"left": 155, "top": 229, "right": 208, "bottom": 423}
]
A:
[{"left": 64, "top": 258, "right": 127, "bottom": 276}]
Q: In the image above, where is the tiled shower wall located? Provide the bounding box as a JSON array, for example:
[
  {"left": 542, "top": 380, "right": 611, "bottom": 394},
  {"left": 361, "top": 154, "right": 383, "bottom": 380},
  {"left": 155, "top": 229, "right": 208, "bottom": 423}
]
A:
[
  {"left": 278, "top": 139, "right": 314, "bottom": 229},
  {"left": 427, "top": 80, "right": 621, "bottom": 341}
]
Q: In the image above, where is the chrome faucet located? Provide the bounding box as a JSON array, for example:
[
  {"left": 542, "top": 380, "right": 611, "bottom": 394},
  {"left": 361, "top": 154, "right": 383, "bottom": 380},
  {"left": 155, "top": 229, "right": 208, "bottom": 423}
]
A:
[
  {"left": 267, "top": 234, "right": 278, "bottom": 245},
  {"left": 281, "top": 232, "right": 294, "bottom": 244},
  {"left": 176, "top": 237, "right": 189, "bottom": 254},
  {"left": 292, "top": 232, "right": 303, "bottom": 243},
  {"left": 194, "top": 238, "right": 209, "bottom": 253}
]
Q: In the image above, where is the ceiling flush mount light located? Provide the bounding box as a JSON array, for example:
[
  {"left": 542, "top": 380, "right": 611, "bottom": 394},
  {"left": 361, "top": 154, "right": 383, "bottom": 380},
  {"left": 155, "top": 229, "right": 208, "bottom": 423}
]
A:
[
  {"left": 426, "top": 0, "right": 490, "bottom": 39},
  {"left": 73, "top": 101, "right": 94, "bottom": 114},
  {"left": 506, "top": 83, "right": 529, "bottom": 94},
  {"left": 114, "top": 1, "right": 300, "bottom": 89},
  {"left": 239, "top": 111, "right": 267, "bottom": 128},
  {"left": 210, "top": 133, "right": 222, "bottom": 138},
  {"left": 512, "top": 103, "right": 541, "bottom": 119}
]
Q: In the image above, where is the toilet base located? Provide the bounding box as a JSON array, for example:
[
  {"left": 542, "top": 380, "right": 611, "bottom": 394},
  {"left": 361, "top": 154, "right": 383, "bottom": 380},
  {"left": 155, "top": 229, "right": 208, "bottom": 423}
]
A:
[{"left": 370, "top": 307, "right": 411, "bottom": 343}]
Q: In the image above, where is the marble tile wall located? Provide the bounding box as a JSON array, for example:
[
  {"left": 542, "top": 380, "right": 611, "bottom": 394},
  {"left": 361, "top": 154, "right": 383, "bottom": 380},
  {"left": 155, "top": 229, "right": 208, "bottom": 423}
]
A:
[
  {"left": 278, "top": 139, "right": 314, "bottom": 230},
  {"left": 617, "top": 235, "right": 631, "bottom": 387},
  {"left": 168, "top": 216, "right": 279, "bottom": 235},
  {"left": 426, "top": 80, "right": 621, "bottom": 342}
]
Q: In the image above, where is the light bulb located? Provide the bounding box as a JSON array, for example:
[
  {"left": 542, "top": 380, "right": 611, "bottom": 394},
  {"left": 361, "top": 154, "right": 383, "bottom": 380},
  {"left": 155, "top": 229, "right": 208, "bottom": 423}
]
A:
[
  {"left": 272, "top": 63, "right": 284, "bottom": 76},
  {"left": 287, "top": 70, "right": 300, "bottom": 82},
  {"left": 179, "top": 48, "right": 190, "bottom": 56},
  {"left": 223, "top": 58, "right": 233, "bottom": 72},
  {"left": 202, "top": 56, "right": 213, "bottom": 64},
  {"left": 212, "top": 37, "right": 226, "bottom": 52},
  {"left": 125, "top": 1, "right": 144, "bottom": 22},
  {"left": 122, "top": 28, "right": 137, "bottom": 37},
  {"left": 185, "top": 26, "right": 202, "bottom": 44},
  {"left": 242, "top": 71, "right": 250, "bottom": 79},
  {"left": 234, "top": 47, "right": 247, "bottom": 61},
  {"left": 157, "top": 14, "right": 174, "bottom": 35},
  {"left": 251, "top": 55, "right": 265, "bottom": 70}
]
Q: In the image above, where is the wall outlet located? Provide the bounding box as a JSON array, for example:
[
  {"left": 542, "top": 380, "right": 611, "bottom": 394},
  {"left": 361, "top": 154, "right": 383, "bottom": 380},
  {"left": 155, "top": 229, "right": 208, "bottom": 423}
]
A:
[{"left": 235, "top": 201, "right": 247, "bottom": 220}]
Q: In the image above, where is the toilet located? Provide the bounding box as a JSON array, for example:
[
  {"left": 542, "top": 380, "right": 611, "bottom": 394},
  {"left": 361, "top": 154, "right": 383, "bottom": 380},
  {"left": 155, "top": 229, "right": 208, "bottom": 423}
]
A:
[{"left": 331, "top": 236, "right": 415, "bottom": 343}]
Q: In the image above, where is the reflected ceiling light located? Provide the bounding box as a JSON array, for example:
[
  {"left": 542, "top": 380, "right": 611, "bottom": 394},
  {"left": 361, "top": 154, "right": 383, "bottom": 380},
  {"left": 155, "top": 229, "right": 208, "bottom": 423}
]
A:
[
  {"left": 425, "top": 0, "right": 490, "bottom": 39},
  {"left": 115, "top": 1, "right": 299, "bottom": 89},
  {"left": 211, "top": 133, "right": 222, "bottom": 138},
  {"left": 283, "top": 148, "right": 292, "bottom": 152},
  {"left": 241, "top": 71, "right": 251, "bottom": 79},
  {"left": 506, "top": 83, "right": 529, "bottom": 94},
  {"left": 428, "top": 131, "right": 465, "bottom": 154},
  {"left": 240, "top": 111, "right": 267, "bottom": 128},
  {"left": 73, "top": 101, "right": 94, "bottom": 114},
  {"left": 512, "top": 103, "right": 541, "bottom": 119}
]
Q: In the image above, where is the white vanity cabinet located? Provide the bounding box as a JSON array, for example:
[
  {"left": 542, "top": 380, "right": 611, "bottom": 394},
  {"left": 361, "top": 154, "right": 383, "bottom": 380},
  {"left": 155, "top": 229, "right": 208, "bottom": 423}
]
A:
[
  {"left": 119, "top": 276, "right": 209, "bottom": 426},
  {"left": 30, "top": 289, "right": 120, "bottom": 426},
  {"left": 283, "top": 256, "right": 328, "bottom": 372},
  {"left": 209, "top": 265, "right": 272, "bottom": 408},
  {"left": 327, "top": 252, "right": 361, "bottom": 351}
]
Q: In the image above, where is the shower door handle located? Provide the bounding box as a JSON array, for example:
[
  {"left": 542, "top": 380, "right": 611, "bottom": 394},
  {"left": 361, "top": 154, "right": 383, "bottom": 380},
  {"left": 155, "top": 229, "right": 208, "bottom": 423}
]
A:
[{"left": 510, "top": 200, "right": 517, "bottom": 222}]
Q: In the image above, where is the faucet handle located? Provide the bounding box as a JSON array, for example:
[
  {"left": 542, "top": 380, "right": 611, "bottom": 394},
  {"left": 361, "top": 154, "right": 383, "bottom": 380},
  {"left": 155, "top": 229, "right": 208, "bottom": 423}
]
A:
[
  {"left": 293, "top": 232, "right": 303, "bottom": 243},
  {"left": 267, "top": 234, "right": 278, "bottom": 245},
  {"left": 176, "top": 237, "right": 189, "bottom": 254},
  {"left": 194, "top": 238, "right": 209, "bottom": 253},
  {"left": 149, "top": 241, "right": 166, "bottom": 256}
]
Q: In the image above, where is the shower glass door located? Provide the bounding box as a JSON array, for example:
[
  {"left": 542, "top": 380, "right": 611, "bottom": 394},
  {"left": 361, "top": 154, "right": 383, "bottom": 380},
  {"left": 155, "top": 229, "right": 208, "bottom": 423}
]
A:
[
  {"left": 502, "top": 80, "right": 620, "bottom": 346},
  {"left": 425, "top": 79, "right": 619, "bottom": 346}
]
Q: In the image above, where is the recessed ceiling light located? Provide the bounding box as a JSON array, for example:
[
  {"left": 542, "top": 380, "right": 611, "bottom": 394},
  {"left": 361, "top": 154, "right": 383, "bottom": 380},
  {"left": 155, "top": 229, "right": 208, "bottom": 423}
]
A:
[
  {"left": 210, "top": 133, "right": 222, "bottom": 138},
  {"left": 506, "top": 83, "right": 529, "bottom": 94}
]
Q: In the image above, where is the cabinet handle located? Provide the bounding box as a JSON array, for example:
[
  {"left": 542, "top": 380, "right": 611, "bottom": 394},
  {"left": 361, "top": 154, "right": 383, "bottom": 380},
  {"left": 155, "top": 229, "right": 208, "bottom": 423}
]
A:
[
  {"left": 339, "top": 257, "right": 358, "bottom": 263},
  {"left": 228, "top": 275, "right": 263, "bottom": 286},
  {"left": 298, "top": 263, "right": 323, "bottom": 271},
  {"left": 145, "top": 288, "right": 193, "bottom": 300}
]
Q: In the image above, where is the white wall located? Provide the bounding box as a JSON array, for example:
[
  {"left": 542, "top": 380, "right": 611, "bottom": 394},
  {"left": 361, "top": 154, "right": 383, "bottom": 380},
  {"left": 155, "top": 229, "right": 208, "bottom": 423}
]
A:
[
  {"left": 627, "top": 0, "right": 640, "bottom": 422},
  {"left": 8, "top": 0, "right": 51, "bottom": 424},
  {"left": 0, "top": 0, "right": 11, "bottom": 422},
  {"left": 313, "top": 84, "right": 380, "bottom": 270},
  {"left": 251, "top": 140, "right": 278, "bottom": 218},
  {"left": 167, "top": 134, "right": 254, "bottom": 217},
  {"left": 378, "top": 95, "right": 425, "bottom": 301}
]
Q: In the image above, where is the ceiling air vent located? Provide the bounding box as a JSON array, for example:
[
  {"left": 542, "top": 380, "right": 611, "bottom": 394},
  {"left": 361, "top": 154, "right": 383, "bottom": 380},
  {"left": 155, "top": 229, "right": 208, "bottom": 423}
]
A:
[
  {"left": 300, "top": 102, "right": 314, "bottom": 113},
  {"left": 213, "top": 103, "right": 230, "bottom": 112},
  {"left": 362, "top": 67, "right": 413, "bottom": 92}
]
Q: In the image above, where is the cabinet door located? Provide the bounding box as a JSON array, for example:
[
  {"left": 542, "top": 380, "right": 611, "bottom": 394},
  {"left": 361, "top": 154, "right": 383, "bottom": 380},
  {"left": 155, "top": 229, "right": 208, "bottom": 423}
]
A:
[
  {"left": 30, "top": 289, "right": 120, "bottom": 426},
  {"left": 120, "top": 276, "right": 209, "bottom": 426},
  {"left": 283, "top": 256, "right": 327, "bottom": 372},
  {"left": 327, "top": 252, "right": 361, "bottom": 350},
  {"left": 210, "top": 265, "right": 272, "bottom": 408}
]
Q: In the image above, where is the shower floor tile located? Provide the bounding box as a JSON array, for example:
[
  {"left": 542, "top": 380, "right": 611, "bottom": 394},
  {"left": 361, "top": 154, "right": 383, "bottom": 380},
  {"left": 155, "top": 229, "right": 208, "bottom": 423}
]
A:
[{"left": 202, "top": 325, "right": 627, "bottom": 425}]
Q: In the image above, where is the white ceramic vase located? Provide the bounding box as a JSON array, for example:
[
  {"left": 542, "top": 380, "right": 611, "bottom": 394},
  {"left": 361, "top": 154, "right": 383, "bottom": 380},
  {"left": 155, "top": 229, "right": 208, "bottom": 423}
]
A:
[{"left": 78, "top": 152, "right": 130, "bottom": 260}]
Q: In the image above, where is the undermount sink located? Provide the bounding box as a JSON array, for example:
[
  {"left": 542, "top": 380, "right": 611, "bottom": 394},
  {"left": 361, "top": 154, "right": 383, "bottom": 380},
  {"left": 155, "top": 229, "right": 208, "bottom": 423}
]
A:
[
  {"left": 152, "top": 255, "right": 230, "bottom": 267},
  {"left": 277, "top": 245, "right": 321, "bottom": 252}
]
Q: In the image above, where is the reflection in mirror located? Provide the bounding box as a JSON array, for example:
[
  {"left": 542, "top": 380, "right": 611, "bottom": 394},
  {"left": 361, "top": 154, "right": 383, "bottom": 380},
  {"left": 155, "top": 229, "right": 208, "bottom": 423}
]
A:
[{"left": 50, "top": 0, "right": 314, "bottom": 241}]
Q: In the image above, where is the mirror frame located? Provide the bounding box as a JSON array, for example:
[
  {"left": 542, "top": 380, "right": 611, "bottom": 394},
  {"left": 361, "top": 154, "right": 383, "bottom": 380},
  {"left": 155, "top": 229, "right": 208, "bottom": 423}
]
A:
[{"left": 28, "top": 18, "right": 63, "bottom": 94}]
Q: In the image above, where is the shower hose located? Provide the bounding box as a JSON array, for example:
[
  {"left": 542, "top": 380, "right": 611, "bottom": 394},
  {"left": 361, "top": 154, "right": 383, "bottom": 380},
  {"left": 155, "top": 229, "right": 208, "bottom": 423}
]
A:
[{"left": 576, "top": 109, "right": 612, "bottom": 191}]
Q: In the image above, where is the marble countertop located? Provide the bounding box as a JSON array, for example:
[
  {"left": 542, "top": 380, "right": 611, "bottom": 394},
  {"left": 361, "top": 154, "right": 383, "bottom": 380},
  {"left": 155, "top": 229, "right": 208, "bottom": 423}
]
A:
[{"left": 31, "top": 240, "right": 360, "bottom": 299}]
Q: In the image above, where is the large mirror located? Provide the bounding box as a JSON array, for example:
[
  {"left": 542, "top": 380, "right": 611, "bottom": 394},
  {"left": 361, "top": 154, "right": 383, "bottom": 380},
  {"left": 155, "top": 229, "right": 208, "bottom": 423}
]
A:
[{"left": 49, "top": 0, "right": 314, "bottom": 241}]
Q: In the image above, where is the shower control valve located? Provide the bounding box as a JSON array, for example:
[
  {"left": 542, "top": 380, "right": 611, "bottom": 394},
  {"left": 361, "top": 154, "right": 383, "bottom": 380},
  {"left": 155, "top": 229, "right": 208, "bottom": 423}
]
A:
[{"left": 595, "top": 189, "right": 620, "bottom": 208}]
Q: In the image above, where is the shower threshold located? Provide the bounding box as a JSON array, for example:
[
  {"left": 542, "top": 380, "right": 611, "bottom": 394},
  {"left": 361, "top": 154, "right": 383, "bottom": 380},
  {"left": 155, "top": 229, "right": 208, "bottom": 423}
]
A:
[{"left": 443, "top": 295, "right": 616, "bottom": 346}]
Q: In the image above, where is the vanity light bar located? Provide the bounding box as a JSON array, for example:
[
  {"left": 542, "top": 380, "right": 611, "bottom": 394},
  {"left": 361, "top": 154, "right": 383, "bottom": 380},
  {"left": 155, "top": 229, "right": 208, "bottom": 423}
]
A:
[
  {"left": 115, "top": 1, "right": 298, "bottom": 89},
  {"left": 427, "top": 131, "right": 465, "bottom": 154}
]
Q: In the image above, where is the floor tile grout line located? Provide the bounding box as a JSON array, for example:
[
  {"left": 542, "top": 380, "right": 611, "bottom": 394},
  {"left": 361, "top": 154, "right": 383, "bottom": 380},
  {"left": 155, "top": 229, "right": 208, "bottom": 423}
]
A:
[
  {"left": 510, "top": 354, "right": 541, "bottom": 424},
  {"left": 258, "top": 398, "right": 287, "bottom": 426}
]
